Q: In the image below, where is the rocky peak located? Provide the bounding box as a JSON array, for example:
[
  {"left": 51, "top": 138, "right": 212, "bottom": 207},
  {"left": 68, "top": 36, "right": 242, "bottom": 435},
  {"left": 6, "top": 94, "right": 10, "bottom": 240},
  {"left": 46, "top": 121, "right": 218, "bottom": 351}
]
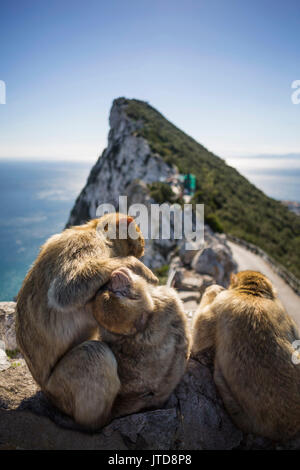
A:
[
  {"left": 66, "top": 98, "right": 176, "bottom": 228},
  {"left": 66, "top": 98, "right": 238, "bottom": 281}
]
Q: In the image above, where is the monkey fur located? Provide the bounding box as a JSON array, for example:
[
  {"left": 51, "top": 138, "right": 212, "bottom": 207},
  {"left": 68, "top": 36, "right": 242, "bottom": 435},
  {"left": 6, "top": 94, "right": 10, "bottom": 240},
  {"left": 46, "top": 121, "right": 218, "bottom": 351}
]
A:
[
  {"left": 91, "top": 267, "right": 190, "bottom": 419},
  {"left": 192, "top": 270, "right": 300, "bottom": 440}
]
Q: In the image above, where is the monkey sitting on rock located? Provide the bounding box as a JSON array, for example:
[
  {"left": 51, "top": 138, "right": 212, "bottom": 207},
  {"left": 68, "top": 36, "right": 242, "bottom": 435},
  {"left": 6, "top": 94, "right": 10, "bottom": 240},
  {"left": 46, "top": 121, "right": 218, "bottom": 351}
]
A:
[
  {"left": 192, "top": 270, "right": 300, "bottom": 441},
  {"left": 16, "top": 213, "right": 159, "bottom": 430},
  {"left": 91, "top": 266, "right": 190, "bottom": 419}
]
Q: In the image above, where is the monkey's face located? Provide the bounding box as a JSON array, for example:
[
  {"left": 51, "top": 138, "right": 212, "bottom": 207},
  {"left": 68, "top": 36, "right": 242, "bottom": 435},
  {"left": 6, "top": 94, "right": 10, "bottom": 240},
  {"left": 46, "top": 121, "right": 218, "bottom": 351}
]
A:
[
  {"left": 230, "top": 270, "right": 276, "bottom": 299},
  {"left": 96, "top": 213, "right": 145, "bottom": 258},
  {"left": 92, "top": 268, "right": 154, "bottom": 335}
]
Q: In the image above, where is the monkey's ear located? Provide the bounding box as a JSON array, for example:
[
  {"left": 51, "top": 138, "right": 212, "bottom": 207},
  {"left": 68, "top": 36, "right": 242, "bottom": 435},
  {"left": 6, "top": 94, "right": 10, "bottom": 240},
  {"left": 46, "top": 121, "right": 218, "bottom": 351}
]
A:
[
  {"left": 110, "top": 268, "right": 132, "bottom": 292},
  {"left": 230, "top": 273, "right": 238, "bottom": 287},
  {"left": 116, "top": 213, "right": 135, "bottom": 226}
]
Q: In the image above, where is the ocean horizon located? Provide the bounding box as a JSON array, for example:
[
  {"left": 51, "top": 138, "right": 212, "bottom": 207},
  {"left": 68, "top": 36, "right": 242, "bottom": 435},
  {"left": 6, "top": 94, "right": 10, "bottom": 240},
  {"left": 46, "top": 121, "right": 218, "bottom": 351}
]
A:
[{"left": 0, "top": 157, "right": 299, "bottom": 301}]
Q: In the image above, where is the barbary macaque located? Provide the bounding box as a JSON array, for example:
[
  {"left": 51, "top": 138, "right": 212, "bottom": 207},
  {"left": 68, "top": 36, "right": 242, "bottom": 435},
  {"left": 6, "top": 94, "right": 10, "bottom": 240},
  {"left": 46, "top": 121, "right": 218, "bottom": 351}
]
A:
[
  {"left": 192, "top": 270, "right": 300, "bottom": 440},
  {"left": 91, "top": 267, "right": 190, "bottom": 418},
  {"left": 16, "top": 213, "right": 158, "bottom": 429}
]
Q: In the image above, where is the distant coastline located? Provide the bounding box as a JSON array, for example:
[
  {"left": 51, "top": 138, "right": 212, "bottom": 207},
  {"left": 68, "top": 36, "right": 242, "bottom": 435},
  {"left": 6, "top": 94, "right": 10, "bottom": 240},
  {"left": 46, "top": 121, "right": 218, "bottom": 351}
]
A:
[{"left": 226, "top": 155, "right": 300, "bottom": 203}]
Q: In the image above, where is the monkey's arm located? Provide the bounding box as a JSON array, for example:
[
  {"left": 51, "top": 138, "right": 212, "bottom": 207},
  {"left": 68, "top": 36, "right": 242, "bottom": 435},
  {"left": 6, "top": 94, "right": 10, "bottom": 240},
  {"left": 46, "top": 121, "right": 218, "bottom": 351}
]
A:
[
  {"left": 191, "top": 305, "right": 217, "bottom": 356},
  {"left": 48, "top": 256, "right": 158, "bottom": 310},
  {"left": 126, "top": 258, "right": 158, "bottom": 285}
]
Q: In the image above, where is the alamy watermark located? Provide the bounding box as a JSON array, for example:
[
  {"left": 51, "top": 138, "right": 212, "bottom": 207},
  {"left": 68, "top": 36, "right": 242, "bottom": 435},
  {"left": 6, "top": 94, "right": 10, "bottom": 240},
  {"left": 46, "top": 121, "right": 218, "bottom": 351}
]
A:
[
  {"left": 291, "top": 80, "right": 300, "bottom": 105},
  {"left": 95, "top": 196, "right": 204, "bottom": 250},
  {"left": 0, "top": 80, "right": 6, "bottom": 104}
]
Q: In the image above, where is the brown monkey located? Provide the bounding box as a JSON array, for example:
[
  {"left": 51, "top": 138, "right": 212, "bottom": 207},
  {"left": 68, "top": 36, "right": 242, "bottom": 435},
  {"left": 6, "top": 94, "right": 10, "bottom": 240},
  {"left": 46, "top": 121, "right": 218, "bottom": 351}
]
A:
[
  {"left": 191, "top": 270, "right": 300, "bottom": 440},
  {"left": 16, "top": 213, "right": 158, "bottom": 429},
  {"left": 91, "top": 267, "right": 190, "bottom": 418}
]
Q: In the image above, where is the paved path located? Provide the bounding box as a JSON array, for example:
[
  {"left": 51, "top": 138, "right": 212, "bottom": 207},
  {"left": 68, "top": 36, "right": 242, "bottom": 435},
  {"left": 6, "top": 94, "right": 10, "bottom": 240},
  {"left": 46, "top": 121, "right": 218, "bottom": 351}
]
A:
[{"left": 228, "top": 241, "right": 300, "bottom": 327}]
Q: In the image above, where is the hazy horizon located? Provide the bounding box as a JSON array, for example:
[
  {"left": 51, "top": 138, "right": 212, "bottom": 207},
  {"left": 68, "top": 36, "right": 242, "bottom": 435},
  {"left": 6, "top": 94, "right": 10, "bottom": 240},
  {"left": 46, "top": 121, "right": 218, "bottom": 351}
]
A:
[{"left": 0, "top": 154, "right": 299, "bottom": 203}]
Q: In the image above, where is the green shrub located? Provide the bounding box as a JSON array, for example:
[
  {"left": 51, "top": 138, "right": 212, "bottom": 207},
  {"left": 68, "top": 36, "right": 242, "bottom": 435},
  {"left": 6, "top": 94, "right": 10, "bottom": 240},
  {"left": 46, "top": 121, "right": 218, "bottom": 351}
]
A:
[
  {"left": 205, "top": 214, "right": 224, "bottom": 233},
  {"left": 154, "top": 264, "right": 170, "bottom": 285},
  {"left": 148, "top": 182, "right": 176, "bottom": 204}
]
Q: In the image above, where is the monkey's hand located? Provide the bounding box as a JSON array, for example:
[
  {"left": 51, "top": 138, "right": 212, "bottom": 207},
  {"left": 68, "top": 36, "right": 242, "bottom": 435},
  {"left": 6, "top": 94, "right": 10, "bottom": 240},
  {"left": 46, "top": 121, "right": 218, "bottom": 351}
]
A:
[
  {"left": 121, "top": 256, "right": 158, "bottom": 286},
  {"left": 199, "top": 284, "right": 225, "bottom": 309},
  {"left": 48, "top": 256, "right": 158, "bottom": 311}
]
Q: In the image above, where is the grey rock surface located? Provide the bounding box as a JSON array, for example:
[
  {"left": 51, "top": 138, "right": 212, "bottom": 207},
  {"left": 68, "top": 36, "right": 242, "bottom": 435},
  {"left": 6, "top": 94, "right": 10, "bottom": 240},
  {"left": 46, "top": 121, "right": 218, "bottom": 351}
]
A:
[
  {"left": 0, "top": 302, "right": 17, "bottom": 351},
  {"left": 0, "top": 349, "right": 10, "bottom": 372},
  {"left": 0, "top": 355, "right": 242, "bottom": 450},
  {"left": 172, "top": 268, "right": 213, "bottom": 292},
  {"left": 192, "top": 242, "right": 237, "bottom": 287}
]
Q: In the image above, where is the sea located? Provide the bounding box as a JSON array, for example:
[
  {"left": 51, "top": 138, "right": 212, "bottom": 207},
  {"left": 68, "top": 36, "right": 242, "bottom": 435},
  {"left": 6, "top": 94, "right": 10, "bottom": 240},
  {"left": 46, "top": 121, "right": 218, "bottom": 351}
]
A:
[
  {"left": 226, "top": 155, "right": 300, "bottom": 203},
  {"left": 0, "top": 156, "right": 299, "bottom": 301},
  {"left": 0, "top": 160, "right": 91, "bottom": 301}
]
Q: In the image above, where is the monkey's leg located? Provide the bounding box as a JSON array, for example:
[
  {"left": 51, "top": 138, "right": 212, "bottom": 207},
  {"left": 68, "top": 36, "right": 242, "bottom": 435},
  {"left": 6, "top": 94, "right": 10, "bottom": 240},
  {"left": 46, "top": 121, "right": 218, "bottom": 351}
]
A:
[
  {"left": 214, "top": 364, "right": 252, "bottom": 434},
  {"left": 191, "top": 285, "right": 224, "bottom": 356},
  {"left": 49, "top": 256, "right": 158, "bottom": 310},
  {"left": 45, "top": 341, "right": 121, "bottom": 430},
  {"left": 191, "top": 305, "right": 217, "bottom": 356}
]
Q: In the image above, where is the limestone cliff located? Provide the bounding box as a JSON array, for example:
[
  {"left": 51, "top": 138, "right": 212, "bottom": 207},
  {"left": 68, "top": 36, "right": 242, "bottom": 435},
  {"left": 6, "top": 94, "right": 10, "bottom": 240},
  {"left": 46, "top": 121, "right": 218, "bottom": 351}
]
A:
[{"left": 66, "top": 98, "right": 237, "bottom": 277}]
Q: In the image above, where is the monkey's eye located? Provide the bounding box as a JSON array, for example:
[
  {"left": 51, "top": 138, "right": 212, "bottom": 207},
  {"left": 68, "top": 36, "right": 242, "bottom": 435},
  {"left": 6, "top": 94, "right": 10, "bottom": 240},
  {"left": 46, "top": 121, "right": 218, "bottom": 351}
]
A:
[
  {"left": 113, "top": 290, "right": 127, "bottom": 298},
  {"left": 110, "top": 288, "right": 139, "bottom": 300},
  {"left": 127, "top": 291, "right": 140, "bottom": 301},
  {"left": 104, "top": 223, "right": 108, "bottom": 232}
]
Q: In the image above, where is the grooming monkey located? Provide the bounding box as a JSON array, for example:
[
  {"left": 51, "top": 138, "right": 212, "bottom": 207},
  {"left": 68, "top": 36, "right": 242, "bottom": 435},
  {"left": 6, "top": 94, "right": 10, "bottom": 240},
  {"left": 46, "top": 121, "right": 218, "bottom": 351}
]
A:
[
  {"left": 192, "top": 270, "right": 300, "bottom": 440},
  {"left": 16, "top": 213, "right": 158, "bottom": 429},
  {"left": 91, "top": 267, "right": 190, "bottom": 418}
]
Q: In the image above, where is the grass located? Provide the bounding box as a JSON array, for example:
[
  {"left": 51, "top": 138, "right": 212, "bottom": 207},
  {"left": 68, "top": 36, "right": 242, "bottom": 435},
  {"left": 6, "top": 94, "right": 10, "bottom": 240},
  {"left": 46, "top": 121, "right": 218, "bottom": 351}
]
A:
[
  {"left": 154, "top": 264, "right": 170, "bottom": 285},
  {"left": 5, "top": 349, "right": 19, "bottom": 359}
]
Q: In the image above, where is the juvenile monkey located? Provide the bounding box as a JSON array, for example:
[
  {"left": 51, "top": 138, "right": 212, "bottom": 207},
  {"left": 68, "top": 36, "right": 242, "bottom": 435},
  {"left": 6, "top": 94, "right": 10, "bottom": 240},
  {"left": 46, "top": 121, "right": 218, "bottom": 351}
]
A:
[
  {"left": 91, "top": 267, "right": 190, "bottom": 418},
  {"left": 192, "top": 270, "right": 300, "bottom": 440},
  {"left": 16, "top": 213, "right": 158, "bottom": 429}
]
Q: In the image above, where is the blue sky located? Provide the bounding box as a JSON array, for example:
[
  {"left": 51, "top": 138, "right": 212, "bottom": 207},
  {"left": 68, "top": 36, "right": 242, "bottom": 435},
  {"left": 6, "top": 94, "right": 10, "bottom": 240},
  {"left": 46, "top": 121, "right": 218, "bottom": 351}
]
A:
[{"left": 0, "top": 0, "right": 300, "bottom": 160}]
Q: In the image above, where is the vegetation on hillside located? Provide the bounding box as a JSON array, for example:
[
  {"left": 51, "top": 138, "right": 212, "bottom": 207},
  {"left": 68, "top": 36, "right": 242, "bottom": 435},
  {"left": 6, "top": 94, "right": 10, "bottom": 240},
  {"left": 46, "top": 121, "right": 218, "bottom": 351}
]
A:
[
  {"left": 148, "top": 182, "right": 178, "bottom": 205},
  {"left": 122, "top": 98, "right": 300, "bottom": 279},
  {"left": 148, "top": 181, "right": 184, "bottom": 206}
]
